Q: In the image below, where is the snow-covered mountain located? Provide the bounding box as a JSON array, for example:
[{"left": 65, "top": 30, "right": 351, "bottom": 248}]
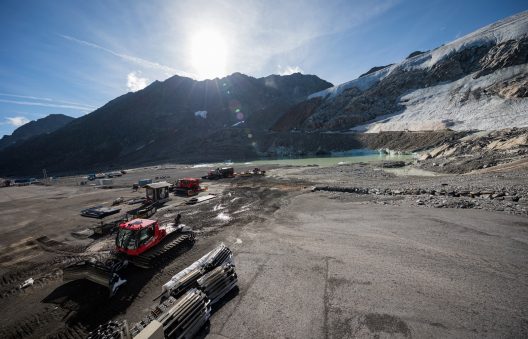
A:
[{"left": 274, "top": 11, "right": 528, "bottom": 132}]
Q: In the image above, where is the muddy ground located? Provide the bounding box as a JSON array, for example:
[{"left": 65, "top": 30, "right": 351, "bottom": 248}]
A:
[{"left": 0, "top": 162, "right": 527, "bottom": 338}]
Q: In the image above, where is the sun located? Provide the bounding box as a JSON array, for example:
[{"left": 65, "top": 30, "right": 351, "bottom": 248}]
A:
[{"left": 190, "top": 30, "right": 228, "bottom": 79}]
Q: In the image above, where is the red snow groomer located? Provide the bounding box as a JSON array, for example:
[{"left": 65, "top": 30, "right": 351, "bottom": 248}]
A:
[
  {"left": 173, "top": 178, "right": 206, "bottom": 196},
  {"left": 63, "top": 217, "right": 194, "bottom": 295}
]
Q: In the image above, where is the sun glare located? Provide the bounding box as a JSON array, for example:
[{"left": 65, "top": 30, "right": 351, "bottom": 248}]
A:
[{"left": 190, "top": 30, "right": 228, "bottom": 79}]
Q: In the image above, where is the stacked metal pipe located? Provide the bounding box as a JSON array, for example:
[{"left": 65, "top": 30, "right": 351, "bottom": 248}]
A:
[
  {"left": 159, "top": 289, "right": 211, "bottom": 338},
  {"left": 168, "top": 267, "right": 204, "bottom": 299},
  {"left": 89, "top": 244, "right": 236, "bottom": 339},
  {"left": 130, "top": 296, "right": 179, "bottom": 337},
  {"left": 131, "top": 289, "right": 210, "bottom": 339},
  {"left": 162, "top": 243, "right": 233, "bottom": 296},
  {"left": 202, "top": 244, "right": 233, "bottom": 272},
  {"left": 197, "top": 263, "right": 238, "bottom": 305}
]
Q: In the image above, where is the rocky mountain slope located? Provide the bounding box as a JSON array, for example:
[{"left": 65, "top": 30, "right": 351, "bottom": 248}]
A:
[
  {"left": 0, "top": 114, "right": 74, "bottom": 150},
  {"left": 0, "top": 73, "right": 331, "bottom": 176},
  {"left": 416, "top": 127, "right": 528, "bottom": 173},
  {"left": 273, "top": 11, "right": 528, "bottom": 132}
]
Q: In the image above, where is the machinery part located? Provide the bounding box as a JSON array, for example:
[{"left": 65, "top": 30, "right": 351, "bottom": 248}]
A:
[
  {"left": 197, "top": 263, "right": 237, "bottom": 305},
  {"left": 63, "top": 258, "right": 128, "bottom": 296},
  {"left": 202, "top": 244, "right": 233, "bottom": 272},
  {"left": 87, "top": 320, "right": 131, "bottom": 339},
  {"left": 162, "top": 243, "right": 233, "bottom": 296},
  {"left": 126, "top": 203, "right": 157, "bottom": 219},
  {"left": 81, "top": 206, "right": 121, "bottom": 219},
  {"left": 131, "top": 289, "right": 211, "bottom": 339},
  {"left": 127, "top": 232, "right": 195, "bottom": 269},
  {"left": 168, "top": 267, "right": 204, "bottom": 299},
  {"left": 134, "top": 320, "right": 164, "bottom": 339}
]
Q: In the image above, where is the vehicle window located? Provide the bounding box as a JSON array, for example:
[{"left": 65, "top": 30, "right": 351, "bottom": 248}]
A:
[
  {"left": 146, "top": 188, "right": 154, "bottom": 200},
  {"left": 139, "top": 226, "right": 153, "bottom": 245},
  {"left": 116, "top": 229, "right": 137, "bottom": 250}
]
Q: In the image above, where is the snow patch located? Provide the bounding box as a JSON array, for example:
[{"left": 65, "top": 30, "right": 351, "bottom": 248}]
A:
[
  {"left": 213, "top": 204, "right": 225, "bottom": 211},
  {"left": 309, "top": 11, "right": 528, "bottom": 101},
  {"left": 216, "top": 212, "right": 231, "bottom": 221},
  {"left": 194, "top": 110, "right": 207, "bottom": 119},
  {"left": 192, "top": 163, "right": 214, "bottom": 168},
  {"left": 357, "top": 64, "right": 528, "bottom": 132}
]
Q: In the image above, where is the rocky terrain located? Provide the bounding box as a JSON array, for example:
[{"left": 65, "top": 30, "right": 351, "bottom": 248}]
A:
[
  {"left": 416, "top": 127, "right": 528, "bottom": 173},
  {"left": 273, "top": 160, "right": 528, "bottom": 216}
]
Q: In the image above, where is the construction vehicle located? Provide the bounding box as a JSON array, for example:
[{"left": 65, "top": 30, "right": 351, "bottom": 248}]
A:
[
  {"left": 63, "top": 217, "right": 195, "bottom": 295},
  {"left": 236, "top": 167, "right": 266, "bottom": 177},
  {"left": 202, "top": 167, "right": 234, "bottom": 180},
  {"left": 173, "top": 178, "right": 206, "bottom": 196}
]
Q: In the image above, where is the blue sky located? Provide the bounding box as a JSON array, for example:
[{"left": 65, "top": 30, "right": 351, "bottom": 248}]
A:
[{"left": 0, "top": 0, "right": 526, "bottom": 137}]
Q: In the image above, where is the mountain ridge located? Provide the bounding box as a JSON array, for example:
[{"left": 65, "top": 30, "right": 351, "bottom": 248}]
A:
[
  {"left": 0, "top": 73, "right": 332, "bottom": 176},
  {"left": 0, "top": 114, "right": 74, "bottom": 150},
  {"left": 273, "top": 11, "right": 528, "bottom": 132}
]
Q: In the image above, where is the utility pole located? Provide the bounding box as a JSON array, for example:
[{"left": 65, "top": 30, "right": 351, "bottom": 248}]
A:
[{"left": 42, "top": 169, "right": 48, "bottom": 184}]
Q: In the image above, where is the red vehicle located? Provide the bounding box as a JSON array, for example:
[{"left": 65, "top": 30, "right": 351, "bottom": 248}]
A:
[
  {"left": 116, "top": 219, "right": 165, "bottom": 256},
  {"left": 115, "top": 218, "right": 194, "bottom": 268},
  {"left": 64, "top": 217, "right": 194, "bottom": 294},
  {"left": 174, "top": 177, "right": 205, "bottom": 196}
]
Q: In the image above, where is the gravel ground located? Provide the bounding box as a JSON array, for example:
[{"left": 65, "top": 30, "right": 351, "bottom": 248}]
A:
[
  {"left": 0, "top": 162, "right": 527, "bottom": 338},
  {"left": 271, "top": 163, "right": 528, "bottom": 215}
]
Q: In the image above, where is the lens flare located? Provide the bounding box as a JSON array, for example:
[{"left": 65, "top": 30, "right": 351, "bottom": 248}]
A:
[{"left": 190, "top": 30, "right": 228, "bottom": 79}]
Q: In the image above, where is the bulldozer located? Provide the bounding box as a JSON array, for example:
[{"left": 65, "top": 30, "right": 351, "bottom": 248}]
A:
[{"left": 63, "top": 217, "right": 194, "bottom": 295}]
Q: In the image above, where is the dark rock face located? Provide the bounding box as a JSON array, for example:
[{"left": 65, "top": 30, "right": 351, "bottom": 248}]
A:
[
  {"left": 406, "top": 50, "right": 426, "bottom": 59},
  {"left": 0, "top": 73, "right": 332, "bottom": 176},
  {"left": 475, "top": 38, "right": 528, "bottom": 78},
  {"left": 359, "top": 64, "right": 393, "bottom": 78},
  {"left": 0, "top": 114, "right": 74, "bottom": 150}
]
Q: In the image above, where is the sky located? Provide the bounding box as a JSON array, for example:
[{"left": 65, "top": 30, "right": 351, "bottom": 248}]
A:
[{"left": 0, "top": 0, "right": 526, "bottom": 137}]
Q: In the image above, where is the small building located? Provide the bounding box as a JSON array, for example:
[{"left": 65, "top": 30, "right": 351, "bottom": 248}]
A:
[{"left": 145, "top": 181, "right": 171, "bottom": 204}]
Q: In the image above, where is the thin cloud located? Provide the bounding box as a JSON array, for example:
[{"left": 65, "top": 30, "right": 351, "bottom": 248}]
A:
[
  {"left": 5, "top": 116, "right": 30, "bottom": 127},
  {"left": 0, "top": 99, "right": 93, "bottom": 111},
  {"left": 60, "top": 34, "right": 194, "bottom": 78},
  {"left": 127, "top": 72, "right": 148, "bottom": 92},
  {"left": 0, "top": 93, "right": 96, "bottom": 110},
  {"left": 278, "top": 65, "right": 304, "bottom": 75}
]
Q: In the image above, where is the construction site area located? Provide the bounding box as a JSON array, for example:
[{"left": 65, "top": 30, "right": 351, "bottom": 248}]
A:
[{"left": 1, "top": 161, "right": 527, "bottom": 338}]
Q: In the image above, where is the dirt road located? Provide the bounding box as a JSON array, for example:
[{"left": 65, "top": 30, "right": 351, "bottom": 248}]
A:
[{"left": 211, "top": 193, "right": 528, "bottom": 338}]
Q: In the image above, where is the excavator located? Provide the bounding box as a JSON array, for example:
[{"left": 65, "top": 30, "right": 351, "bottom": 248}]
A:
[{"left": 63, "top": 216, "right": 194, "bottom": 295}]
